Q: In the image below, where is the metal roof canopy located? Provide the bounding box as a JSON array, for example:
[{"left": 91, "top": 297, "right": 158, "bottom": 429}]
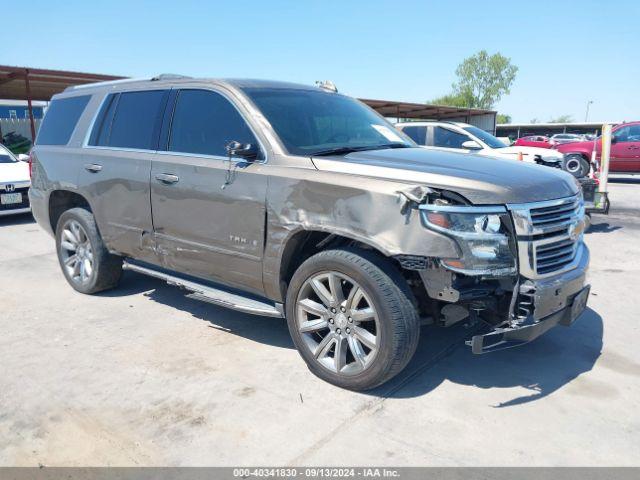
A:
[
  {"left": 359, "top": 98, "right": 496, "bottom": 120},
  {"left": 0, "top": 65, "right": 124, "bottom": 141}
]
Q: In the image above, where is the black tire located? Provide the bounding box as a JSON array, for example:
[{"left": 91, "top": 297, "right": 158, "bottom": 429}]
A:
[
  {"left": 563, "top": 154, "right": 590, "bottom": 178},
  {"left": 55, "top": 207, "right": 122, "bottom": 294},
  {"left": 285, "top": 247, "right": 420, "bottom": 391}
]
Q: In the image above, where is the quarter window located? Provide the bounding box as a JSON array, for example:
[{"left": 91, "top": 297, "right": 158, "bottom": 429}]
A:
[
  {"left": 36, "top": 95, "right": 91, "bottom": 145},
  {"left": 433, "top": 127, "right": 469, "bottom": 149},
  {"left": 168, "top": 89, "right": 258, "bottom": 157}
]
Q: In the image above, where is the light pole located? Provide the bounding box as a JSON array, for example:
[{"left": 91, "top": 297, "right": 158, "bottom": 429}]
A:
[{"left": 585, "top": 100, "right": 593, "bottom": 122}]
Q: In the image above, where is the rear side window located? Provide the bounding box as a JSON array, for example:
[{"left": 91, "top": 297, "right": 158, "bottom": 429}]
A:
[
  {"left": 36, "top": 95, "right": 91, "bottom": 145},
  {"left": 401, "top": 126, "right": 426, "bottom": 145},
  {"left": 89, "top": 90, "right": 167, "bottom": 150},
  {"left": 433, "top": 127, "right": 469, "bottom": 149},
  {"left": 168, "top": 89, "right": 257, "bottom": 157}
]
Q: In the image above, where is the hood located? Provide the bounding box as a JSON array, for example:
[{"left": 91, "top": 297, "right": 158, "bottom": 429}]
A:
[
  {"left": 0, "top": 161, "right": 29, "bottom": 183},
  {"left": 498, "top": 145, "right": 563, "bottom": 159},
  {"left": 312, "top": 147, "right": 578, "bottom": 205},
  {"left": 556, "top": 140, "right": 594, "bottom": 152}
]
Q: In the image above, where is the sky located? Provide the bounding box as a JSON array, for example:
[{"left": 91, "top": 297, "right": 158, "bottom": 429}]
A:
[{"left": 5, "top": 0, "right": 639, "bottom": 123}]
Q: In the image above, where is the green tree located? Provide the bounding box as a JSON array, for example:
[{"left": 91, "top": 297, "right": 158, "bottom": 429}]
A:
[
  {"left": 429, "top": 92, "right": 469, "bottom": 107},
  {"left": 496, "top": 114, "right": 512, "bottom": 124},
  {"left": 429, "top": 50, "right": 518, "bottom": 110},
  {"left": 548, "top": 115, "right": 573, "bottom": 123}
]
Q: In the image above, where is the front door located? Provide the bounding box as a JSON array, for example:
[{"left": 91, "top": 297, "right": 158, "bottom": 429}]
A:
[
  {"left": 150, "top": 88, "right": 268, "bottom": 295},
  {"left": 610, "top": 124, "right": 640, "bottom": 172}
]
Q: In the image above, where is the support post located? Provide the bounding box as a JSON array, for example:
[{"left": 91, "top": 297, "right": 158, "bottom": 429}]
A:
[
  {"left": 24, "top": 68, "right": 36, "bottom": 143},
  {"left": 599, "top": 124, "right": 611, "bottom": 193}
]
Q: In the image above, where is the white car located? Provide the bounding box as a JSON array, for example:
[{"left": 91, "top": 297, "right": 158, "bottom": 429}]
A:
[
  {"left": 0, "top": 144, "right": 31, "bottom": 217},
  {"left": 396, "top": 121, "right": 564, "bottom": 167}
]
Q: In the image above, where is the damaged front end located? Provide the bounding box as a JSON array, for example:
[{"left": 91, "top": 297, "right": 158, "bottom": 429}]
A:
[{"left": 396, "top": 187, "right": 590, "bottom": 354}]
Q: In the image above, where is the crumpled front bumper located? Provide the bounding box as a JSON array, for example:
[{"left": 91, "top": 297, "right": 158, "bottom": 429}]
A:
[{"left": 469, "top": 243, "right": 590, "bottom": 354}]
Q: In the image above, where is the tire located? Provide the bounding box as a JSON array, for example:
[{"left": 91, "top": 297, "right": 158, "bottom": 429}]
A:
[
  {"left": 285, "top": 247, "right": 420, "bottom": 391},
  {"left": 563, "top": 154, "right": 590, "bottom": 178},
  {"left": 55, "top": 207, "right": 122, "bottom": 294}
]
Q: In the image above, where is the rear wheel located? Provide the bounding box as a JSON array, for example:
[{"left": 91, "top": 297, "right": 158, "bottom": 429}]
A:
[
  {"left": 563, "top": 154, "right": 590, "bottom": 178},
  {"left": 285, "top": 248, "right": 420, "bottom": 390},
  {"left": 55, "top": 208, "right": 122, "bottom": 294}
]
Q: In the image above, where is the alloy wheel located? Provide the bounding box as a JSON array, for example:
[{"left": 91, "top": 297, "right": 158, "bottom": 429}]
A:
[
  {"left": 59, "top": 219, "right": 94, "bottom": 285},
  {"left": 296, "top": 271, "right": 380, "bottom": 375}
]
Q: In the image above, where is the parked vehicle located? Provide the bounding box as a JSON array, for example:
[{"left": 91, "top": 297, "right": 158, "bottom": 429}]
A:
[
  {"left": 550, "top": 134, "right": 586, "bottom": 146},
  {"left": 555, "top": 122, "right": 640, "bottom": 176},
  {"left": 0, "top": 143, "right": 31, "bottom": 217},
  {"left": 396, "top": 121, "right": 565, "bottom": 168},
  {"left": 514, "top": 135, "right": 552, "bottom": 149},
  {"left": 30, "top": 77, "right": 590, "bottom": 390}
]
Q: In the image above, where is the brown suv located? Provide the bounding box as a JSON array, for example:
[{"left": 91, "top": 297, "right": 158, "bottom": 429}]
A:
[{"left": 29, "top": 76, "right": 590, "bottom": 390}]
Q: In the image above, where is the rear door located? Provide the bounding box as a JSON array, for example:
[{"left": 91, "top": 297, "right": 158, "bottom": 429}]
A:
[
  {"left": 80, "top": 89, "right": 168, "bottom": 260},
  {"left": 150, "top": 88, "right": 268, "bottom": 294},
  {"left": 610, "top": 124, "right": 640, "bottom": 172}
]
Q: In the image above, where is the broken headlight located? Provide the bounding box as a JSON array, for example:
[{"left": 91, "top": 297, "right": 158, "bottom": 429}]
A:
[{"left": 420, "top": 204, "right": 517, "bottom": 276}]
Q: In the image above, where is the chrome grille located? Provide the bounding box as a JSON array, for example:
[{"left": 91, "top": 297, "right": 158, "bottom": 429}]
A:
[
  {"left": 530, "top": 196, "right": 581, "bottom": 232},
  {"left": 508, "top": 194, "right": 585, "bottom": 279}
]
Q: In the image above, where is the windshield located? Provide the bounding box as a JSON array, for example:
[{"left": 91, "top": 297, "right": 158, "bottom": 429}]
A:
[
  {"left": 462, "top": 125, "right": 506, "bottom": 149},
  {"left": 0, "top": 145, "right": 18, "bottom": 164},
  {"left": 242, "top": 88, "right": 414, "bottom": 155}
]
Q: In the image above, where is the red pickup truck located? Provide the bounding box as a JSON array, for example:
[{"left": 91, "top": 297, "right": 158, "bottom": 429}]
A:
[{"left": 555, "top": 121, "right": 640, "bottom": 177}]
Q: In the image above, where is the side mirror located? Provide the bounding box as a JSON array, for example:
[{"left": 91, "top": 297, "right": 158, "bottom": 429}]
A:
[
  {"left": 17, "top": 153, "right": 30, "bottom": 162},
  {"left": 461, "top": 140, "right": 482, "bottom": 150},
  {"left": 610, "top": 135, "right": 617, "bottom": 144},
  {"left": 226, "top": 141, "right": 259, "bottom": 161}
]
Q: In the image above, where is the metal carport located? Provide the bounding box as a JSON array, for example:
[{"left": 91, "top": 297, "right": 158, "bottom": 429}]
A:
[{"left": 0, "top": 65, "right": 124, "bottom": 142}]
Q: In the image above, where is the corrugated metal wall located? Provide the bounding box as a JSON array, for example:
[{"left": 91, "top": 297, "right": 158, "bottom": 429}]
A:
[{"left": 446, "top": 113, "right": 496, "bottom": 133}]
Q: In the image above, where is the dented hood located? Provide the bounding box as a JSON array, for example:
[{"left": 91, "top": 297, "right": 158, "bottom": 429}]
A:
[{"left": 312, "top": 147, "right": 578, "bottom": 205}]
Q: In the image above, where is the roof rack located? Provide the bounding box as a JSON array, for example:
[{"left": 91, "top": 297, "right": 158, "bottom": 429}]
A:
[
  {"left": 65, "top": 73, "right": 192, "bottom": 92},
  {"left": 65, "top": 77, "right": 144, "bottom": 91},
  {"left": 151, "top": 73, "right": 192, "bottom": 81}
]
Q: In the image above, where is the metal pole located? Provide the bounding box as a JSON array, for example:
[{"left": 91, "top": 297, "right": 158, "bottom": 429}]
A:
[
  {"left": 24, "top": 68, "right": 37, "bottom": 143},
  {"left": 585, "top": 100, "right": 593, "bottom": 122}
]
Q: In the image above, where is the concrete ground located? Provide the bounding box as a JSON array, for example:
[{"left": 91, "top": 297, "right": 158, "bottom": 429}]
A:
[{"left": 1, "top": 178, "right": 639, "bottom": 467}]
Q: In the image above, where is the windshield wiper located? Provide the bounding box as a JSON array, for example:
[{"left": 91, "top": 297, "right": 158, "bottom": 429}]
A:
[
  {"left": 375, "top": 143, "right": 412, "bottom": 149},
  {"left": 311, "top": 146, "right": 374, "bottom": 156},
  {"left": 312, "top": 143, "right": 411, "bottom": 156}
]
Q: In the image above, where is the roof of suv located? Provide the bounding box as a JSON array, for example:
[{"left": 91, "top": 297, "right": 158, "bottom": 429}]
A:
[{"left": 63, "top": 76, "right": 322, "bottom": 96}]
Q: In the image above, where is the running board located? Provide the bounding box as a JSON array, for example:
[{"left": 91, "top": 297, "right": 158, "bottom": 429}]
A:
[{"left": 122, "top": 261, "right": 284, "bottom": 318}]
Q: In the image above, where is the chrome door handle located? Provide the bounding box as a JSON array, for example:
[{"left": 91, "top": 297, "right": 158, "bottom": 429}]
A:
[
  {"left": 84, "top": 163, "right": 102, "bottom": 173},
  {"left": 155, "top": 173, "right": 179, "bottom": 184}
]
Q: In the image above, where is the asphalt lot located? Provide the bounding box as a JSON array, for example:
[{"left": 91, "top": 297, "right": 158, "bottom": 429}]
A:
[{"left": 1, "top": 178, "right": 639, "bottom": 467}]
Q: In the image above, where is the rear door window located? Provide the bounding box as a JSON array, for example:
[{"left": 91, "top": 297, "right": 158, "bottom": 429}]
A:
[
  {"left": 108, "top": 90, "right": 166, "bottom": 150},
  {"left": 433, "top": 127, "right": 469, "bottom": 149},
  {"left": 168, "top": 89, "right": 258, "bottom": 157},
  {"left": 90, "top": 90, "right": 167, "bottom": 150},
  {"left": 400, "top": 126, "right": 426, "bottom": 145},
  {"left": 36, "top": 95, "right": 91, "bottom": 145}
]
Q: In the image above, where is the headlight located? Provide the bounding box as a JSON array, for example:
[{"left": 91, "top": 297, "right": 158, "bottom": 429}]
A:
[{"left": 420, "top": 204, "right": 517, "bottom": 275}]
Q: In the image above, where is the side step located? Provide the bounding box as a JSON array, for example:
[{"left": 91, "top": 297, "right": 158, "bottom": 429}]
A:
[{"left": 122, "top": 261, "right": 284, "bottom": 318}]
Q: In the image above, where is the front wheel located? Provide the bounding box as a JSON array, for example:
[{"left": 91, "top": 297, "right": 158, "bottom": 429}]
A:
[
  {"left": 285, "top": 248, "right": 420, "bottom": 391},
  {"left": 563, "top": 154, "right": 590, "bottom": 178}
]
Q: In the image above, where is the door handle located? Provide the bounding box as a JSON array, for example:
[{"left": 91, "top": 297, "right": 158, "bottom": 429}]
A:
[
  {"left": 155, "top": 173, "right": 180, "bottom": 184},
  {"left": 84, "top": 163, "right": 102, "bottom": 173}
]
